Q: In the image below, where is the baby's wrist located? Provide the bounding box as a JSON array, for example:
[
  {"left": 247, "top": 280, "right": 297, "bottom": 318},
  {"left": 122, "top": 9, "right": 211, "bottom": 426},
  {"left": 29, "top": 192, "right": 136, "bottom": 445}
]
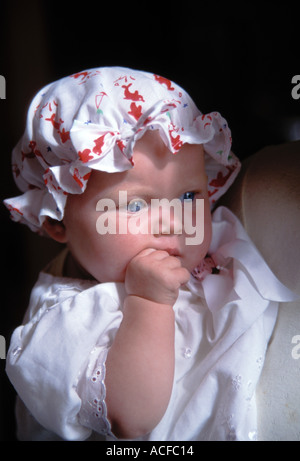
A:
[{"left": 124, "top": 294, "right": 174, "bottom": 311}]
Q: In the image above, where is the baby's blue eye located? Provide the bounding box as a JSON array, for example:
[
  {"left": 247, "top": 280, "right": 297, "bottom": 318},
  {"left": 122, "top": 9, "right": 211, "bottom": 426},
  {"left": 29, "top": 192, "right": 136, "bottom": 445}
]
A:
[
  {"left": 127, "top": 199, "right": 148, "bottom": 213},
  {"left": 180, "top": 191, "right": 196, "bottom": 202}
]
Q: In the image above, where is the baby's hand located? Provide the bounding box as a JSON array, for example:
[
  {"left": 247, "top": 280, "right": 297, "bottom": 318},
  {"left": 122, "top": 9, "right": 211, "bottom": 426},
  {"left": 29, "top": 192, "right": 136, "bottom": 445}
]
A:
[{"left": 125, "top": 248, "right": 190, "bottom": 306}]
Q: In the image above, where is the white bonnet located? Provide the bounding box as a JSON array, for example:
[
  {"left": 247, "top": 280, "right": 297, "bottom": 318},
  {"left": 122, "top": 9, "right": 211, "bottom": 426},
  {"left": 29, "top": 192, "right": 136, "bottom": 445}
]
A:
[{"left": 4, "top": 67, "right": 240, "bottom": 233}]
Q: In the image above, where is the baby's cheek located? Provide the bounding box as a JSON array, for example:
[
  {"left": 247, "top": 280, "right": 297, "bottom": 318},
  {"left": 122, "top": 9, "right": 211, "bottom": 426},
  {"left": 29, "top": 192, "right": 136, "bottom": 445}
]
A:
[
  {"left": 92, "top": 232, "right": 146, "bottom": 283},
  {"left": 204, "top": 199, "right": 212, "bottom": 245}
]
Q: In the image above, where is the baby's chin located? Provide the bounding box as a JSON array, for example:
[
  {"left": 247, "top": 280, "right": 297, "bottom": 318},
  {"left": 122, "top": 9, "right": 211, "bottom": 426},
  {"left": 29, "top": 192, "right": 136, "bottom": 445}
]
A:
[
  {"left": 180, "top": 252, "right": 208, "bottom": 274},
  {"left": 92, "top": 268, "right": 127, "bottom": 285}
]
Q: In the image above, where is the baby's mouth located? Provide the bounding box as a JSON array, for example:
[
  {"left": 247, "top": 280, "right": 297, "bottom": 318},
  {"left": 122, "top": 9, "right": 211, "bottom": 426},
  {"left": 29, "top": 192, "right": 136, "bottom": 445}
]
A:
[{"left": 165, "top": 248, "right": 181, "bottom": 257}]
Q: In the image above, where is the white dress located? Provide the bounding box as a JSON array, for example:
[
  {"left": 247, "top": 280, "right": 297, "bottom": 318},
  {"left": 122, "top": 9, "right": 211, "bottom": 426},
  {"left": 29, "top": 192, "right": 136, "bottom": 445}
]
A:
[{"left": 6, "top": 207, "right": 296, "bottom": 441}]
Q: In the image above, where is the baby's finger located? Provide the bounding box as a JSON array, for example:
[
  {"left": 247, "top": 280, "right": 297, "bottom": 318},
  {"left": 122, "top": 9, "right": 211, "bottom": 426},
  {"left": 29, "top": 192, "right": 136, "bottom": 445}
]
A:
[
  {"left": 174, "top": 266, "right": 191, "bottom": 285},
  {"left": 137, "top": 249, "right": 170, "bottom": 262},
  {"left": 137, "top": 248, "right": 157, "bottom": 258}
]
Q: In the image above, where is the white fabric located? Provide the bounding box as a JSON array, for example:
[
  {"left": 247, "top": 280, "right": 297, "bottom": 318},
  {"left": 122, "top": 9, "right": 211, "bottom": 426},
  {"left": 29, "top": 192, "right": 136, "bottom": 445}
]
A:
[
  {"left": 3, "top": 67, "right": 240, "bottom": 233},
  {"left": 6, "top": 207, "right": 296, "bottom": 441}
]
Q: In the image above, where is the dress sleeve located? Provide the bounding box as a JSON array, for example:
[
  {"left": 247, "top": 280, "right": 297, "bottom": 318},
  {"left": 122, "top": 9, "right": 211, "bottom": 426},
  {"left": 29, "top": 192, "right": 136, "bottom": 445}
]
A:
[
  {"left": 76, "top": 346, "right": 116, "bottom": 439},
  {"left": 6, "top": 273, "right": 125, "bottom": 441}
]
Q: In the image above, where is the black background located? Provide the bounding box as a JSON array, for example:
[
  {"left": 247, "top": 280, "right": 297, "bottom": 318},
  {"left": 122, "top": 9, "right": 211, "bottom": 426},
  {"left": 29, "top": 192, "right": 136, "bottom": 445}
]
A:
[{"left": 0, "top": 1, "right": 299, "bottom": 441}]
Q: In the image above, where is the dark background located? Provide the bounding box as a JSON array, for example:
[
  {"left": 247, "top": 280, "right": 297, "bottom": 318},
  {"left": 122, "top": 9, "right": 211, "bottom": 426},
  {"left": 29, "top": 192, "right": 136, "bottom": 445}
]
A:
[{"left": 0, "top": 1, "right": 299, "bottom": 441}]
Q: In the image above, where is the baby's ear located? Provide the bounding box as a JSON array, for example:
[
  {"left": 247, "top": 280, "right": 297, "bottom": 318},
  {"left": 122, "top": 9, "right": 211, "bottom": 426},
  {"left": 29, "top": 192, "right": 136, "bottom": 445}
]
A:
[{"left": 42, "top": 217, "right": 68, "bottom": 243}]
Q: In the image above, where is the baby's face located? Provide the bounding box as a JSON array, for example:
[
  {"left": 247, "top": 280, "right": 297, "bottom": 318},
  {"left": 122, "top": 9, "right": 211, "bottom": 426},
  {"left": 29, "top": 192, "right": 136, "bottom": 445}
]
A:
[{"left": 63, "top": 130, "right": 212, "bottom": 282}]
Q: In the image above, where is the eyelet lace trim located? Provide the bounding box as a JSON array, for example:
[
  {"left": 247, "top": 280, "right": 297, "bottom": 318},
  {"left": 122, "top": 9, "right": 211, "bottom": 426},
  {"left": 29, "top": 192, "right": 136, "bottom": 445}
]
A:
[{"left": 77, "top": 346, "right": 116, "bottom": 439}]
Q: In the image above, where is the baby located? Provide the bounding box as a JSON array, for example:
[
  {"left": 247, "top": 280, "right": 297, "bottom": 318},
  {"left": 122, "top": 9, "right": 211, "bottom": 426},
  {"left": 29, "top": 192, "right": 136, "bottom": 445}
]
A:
[{"left": 4, "top": 67, "right": 295, "bottom": 441}]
